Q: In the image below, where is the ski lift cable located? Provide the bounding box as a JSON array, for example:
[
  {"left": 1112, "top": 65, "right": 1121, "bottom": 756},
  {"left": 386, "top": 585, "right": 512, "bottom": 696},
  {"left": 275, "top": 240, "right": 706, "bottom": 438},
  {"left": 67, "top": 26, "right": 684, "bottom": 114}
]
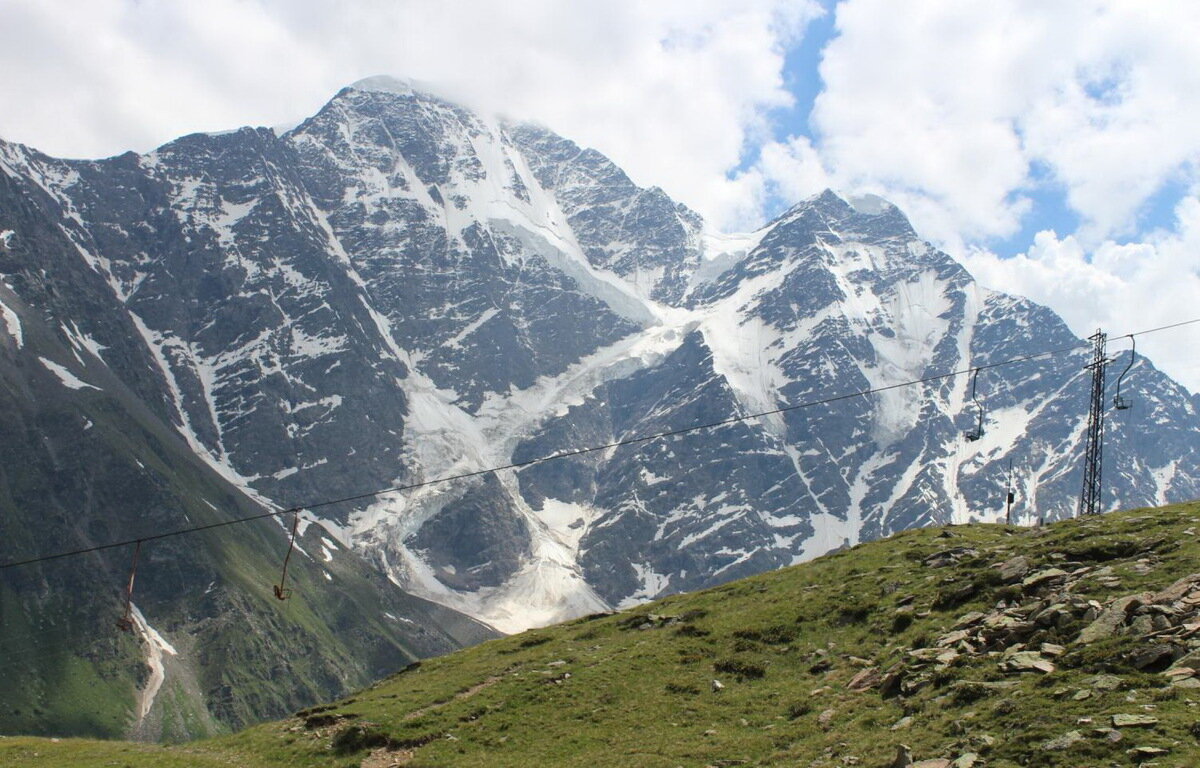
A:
[{"left": 2, "top": 316, "right": 1198, "bottom": 573}]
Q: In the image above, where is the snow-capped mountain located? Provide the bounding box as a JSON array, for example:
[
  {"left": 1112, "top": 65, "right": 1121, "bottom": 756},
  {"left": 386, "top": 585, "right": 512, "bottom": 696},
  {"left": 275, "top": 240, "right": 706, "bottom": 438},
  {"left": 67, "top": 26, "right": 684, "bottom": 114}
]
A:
[{"left": 2, "top": 74, "right": 1198, "bottom": 669}]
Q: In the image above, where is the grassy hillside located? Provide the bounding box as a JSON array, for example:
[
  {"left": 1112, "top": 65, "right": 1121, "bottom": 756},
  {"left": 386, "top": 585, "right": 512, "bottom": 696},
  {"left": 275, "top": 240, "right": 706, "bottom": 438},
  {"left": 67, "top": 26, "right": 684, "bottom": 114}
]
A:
[{"left": 5, "top": 500, "right": 1200, "bottom": 766}]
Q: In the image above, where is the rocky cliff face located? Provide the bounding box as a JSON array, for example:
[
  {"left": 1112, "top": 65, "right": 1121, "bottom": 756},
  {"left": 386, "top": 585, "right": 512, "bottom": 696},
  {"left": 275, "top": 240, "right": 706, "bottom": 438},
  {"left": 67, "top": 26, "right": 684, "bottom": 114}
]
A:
[
  {"left": 0, "top": 127, "right": 494, "bottom": 741},
  {"left": 1, "top": 77, "right": 1197, "bottom": 722}
]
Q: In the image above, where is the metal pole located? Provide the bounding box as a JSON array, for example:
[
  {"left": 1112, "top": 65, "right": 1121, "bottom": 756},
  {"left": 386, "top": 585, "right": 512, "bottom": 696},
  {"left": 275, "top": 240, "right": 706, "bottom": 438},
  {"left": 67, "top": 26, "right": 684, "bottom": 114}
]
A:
[
  {"left": 1005, "top": 458, "right": 1015, "bottom": 526},
  {"left": 1078, "top": 330, "right": 1107, "bottom": 516}
]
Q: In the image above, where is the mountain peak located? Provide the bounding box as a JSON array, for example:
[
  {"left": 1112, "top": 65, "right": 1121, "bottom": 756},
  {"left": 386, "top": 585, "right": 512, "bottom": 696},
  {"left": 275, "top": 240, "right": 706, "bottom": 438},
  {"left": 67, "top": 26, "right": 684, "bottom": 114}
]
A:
[
  {"left": 349, "top": 74, "right": 422, "bottom": 96},
  {"left": 345, "top": 75, "right": 485, "bottom": 114},
  {"left": 766, "top": 188, "right": 917, "bottom": 242}
]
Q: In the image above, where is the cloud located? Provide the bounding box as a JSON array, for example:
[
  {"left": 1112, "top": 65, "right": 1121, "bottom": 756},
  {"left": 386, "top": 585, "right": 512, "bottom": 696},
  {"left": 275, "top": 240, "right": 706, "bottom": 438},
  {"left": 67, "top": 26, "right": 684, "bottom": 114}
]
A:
[
  {"left": 737, "top": 0, "right": 1200, "bottom": 392},
  {"left": 772, "top": 0, "right": 1200, "bottom": 245},
  {"left": 0, "top": 0, "right": 821, "bottom": 231},
  {"left": 961, "top": 195, "right": 1200, "bottom": 393}
]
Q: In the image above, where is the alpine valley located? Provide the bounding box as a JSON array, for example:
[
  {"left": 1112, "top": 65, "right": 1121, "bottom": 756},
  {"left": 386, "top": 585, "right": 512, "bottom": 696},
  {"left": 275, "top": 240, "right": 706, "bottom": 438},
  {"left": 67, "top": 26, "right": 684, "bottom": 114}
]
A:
[{"left": 1, "top": 76, "right": 1197, "bottom": 740}]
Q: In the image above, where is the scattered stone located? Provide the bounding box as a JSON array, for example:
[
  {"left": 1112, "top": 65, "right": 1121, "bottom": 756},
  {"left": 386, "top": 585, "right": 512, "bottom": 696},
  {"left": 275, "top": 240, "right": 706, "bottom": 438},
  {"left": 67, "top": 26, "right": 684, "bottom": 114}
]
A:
[
  {"left": 1002, "top": 651, "right": 1055, "bottom": 674},
  {"left": 846, "top": 667, "right": 881, "bottom": 691},
  {"left": 912, "top": 760, "right": 950, "bottom": 768},
  {"left": 924, "top": 547, "right": 979, "bottom": 568},
  {"left": 1092, "top": 728, "right": 1123, "bottom": 743},
  {"left": 950, "top": 754, "right": 980, "bottom": 768},
  {"left": 1079, "top": 594, "right": 1152, "bottom": 643},
  {"left": 1129, "top": 643, "right": 1179, "bottom": 671},
  {"left": 1088, "top": 674, "right": 1123, "bottom": 691},
  {"left": 938, "top": 630, "right": 971, "bottom": 646},
  {"left": 1112, "top": 713, "right": 1159, "bottom": 727},
  {"left": 880, "top": 671, "right": 904, "bottom": 698},
  {"left": 1127, "top": 745, "right": 1169, "bottom": 760},
  {"left": 953, "top": 611, "right": 987, "bottom": 629},
  {"left": 997, "top": 555, "right": 1032, "bottom": 582},
  {"left": 1039, "top": 642, "right": 1065, "bottom": 657},
  {"left": 711, "top": 679, "right": 724, "bottom": 693},
  {"left": 890, "top": 716, "right": 913, "bottom": 731},
  {"left": 1071, "top": 689, "right": 1092, "bottom": 701},
  {"left": 1042, "top": 730, "right": 1084, "bottom": 750},
  {"left": 818, "top": 708, "right": 835, "bottom": 729},
  {"left": 1021, "top": 568, "right": 1068, "bottom": 590}
]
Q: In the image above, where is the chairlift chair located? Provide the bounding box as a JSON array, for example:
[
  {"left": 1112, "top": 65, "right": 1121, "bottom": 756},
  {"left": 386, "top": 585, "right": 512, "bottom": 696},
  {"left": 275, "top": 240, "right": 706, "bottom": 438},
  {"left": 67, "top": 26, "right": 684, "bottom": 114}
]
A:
[
  {"left": 274, "top": 511, "right": 302, "bottom": 600},
  {"left": 115, "top": 540, "right": 143, "bottom": 633},
  {"left": 965, "top": 368, "right": 985, "bottom": 441},
  {"left": 1113, "top": 335, "right": 1136, "bottom": 411}
]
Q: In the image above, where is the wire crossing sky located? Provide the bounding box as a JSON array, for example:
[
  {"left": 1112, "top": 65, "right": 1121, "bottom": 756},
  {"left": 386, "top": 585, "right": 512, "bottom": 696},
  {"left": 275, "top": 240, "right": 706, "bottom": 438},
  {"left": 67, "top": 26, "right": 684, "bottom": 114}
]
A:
[{"left": 1, "top": 0, "right": 1197, "bottom": 391}]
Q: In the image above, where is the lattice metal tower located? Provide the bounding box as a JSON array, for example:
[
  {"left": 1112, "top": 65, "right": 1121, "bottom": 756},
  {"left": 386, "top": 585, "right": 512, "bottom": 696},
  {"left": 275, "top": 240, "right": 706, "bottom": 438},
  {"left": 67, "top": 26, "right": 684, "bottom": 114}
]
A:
[{"left": 1078, "top": 329, "right": 1107, "bottom": 516}]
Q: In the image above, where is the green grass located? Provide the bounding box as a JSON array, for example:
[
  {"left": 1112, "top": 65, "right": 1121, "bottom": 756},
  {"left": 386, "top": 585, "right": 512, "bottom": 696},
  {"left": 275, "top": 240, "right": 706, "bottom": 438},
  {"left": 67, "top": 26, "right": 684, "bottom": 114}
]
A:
[{"left": 6, "top": 500, "right": 1200, "bottom": 766}]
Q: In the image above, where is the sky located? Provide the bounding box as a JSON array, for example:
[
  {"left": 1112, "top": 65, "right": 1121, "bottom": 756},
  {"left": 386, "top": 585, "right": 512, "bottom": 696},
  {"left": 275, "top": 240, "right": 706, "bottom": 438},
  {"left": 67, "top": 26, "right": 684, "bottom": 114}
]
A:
[{"left": 0, "top": 0, "right": 1196, "bottom": 393}]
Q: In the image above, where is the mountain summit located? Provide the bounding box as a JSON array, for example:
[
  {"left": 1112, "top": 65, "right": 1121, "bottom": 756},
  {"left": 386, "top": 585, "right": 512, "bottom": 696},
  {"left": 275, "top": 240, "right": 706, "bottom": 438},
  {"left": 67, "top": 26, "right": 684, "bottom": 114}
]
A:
[{"left": 1, "top": 79, "right": 1198, "bottom": 737}]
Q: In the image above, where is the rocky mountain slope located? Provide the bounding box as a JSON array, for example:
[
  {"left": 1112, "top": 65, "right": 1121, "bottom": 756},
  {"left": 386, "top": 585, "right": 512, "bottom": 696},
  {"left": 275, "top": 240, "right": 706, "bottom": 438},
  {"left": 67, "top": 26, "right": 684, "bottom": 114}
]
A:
[
  {"left": 7, "top": 499, "right": 1200, "bottom": 766},
  {"left": 2, "top": 75, "right": 1199, "bottom": 738},
  {"left": 0, "top": 178, "right": 492, "bottom": 741}
]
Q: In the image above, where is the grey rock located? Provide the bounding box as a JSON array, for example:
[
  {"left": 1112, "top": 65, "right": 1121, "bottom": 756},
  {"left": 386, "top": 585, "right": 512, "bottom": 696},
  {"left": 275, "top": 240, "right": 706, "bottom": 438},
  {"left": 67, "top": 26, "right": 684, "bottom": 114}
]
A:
[
  {"left": 1111, "top": 713, "right": 1159, "bottom": 727},
  {"left": 997, "top": 555, "right": 1031, "bottom": 583},
  {"left": 1079, "top": 594, "right": 1153, "bottom": 643},
  {"left": 1041, "top": 730, "right": 1084, "bottom": 750}
]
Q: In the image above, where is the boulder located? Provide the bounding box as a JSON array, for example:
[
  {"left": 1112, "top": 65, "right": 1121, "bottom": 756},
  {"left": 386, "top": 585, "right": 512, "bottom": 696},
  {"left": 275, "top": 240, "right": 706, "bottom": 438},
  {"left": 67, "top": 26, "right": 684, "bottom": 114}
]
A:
[
  {"left": 1128, "top": 643, "right": 1180, "bottom": 672},
  {"left": 997, "top": 555, "right": 1031, "bottom": 583},
  {"left": 846, "top": 667, "right": 881, "bottom": 691},
  {"left": 1041, "top": 730, "right": 1084, "bottom": 750},
  {"left": 1040, "top": 642, "right": 1065, "bottom": 657},
  {"left": 1078, "top": 594, "right": 1153, "bottom": 643},
  {"left": 923, "top": 547, "right": 979, "bottom": 568},
  {"left": 953, "top": 611, "right": 987, "bottom": 629},
  {"left": 1002, "top": 651, "right": 1055, "bottom": 674},
  {"left": 1087, "top": 674, "right": 1123, "bottom": 691},
  {"left": 1112, "top": 713, "right": 1159, "bottom": 727},
  {"left": 1021, "top": 568, "right": 1069, "bottom": 591}
]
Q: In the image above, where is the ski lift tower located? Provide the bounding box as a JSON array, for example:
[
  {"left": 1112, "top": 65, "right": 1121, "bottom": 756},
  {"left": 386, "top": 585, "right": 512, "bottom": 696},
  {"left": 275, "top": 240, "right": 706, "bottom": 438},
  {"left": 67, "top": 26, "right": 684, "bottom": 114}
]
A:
[{"left": 1078, "top": 330, "right": 1107, "bottom": 516}]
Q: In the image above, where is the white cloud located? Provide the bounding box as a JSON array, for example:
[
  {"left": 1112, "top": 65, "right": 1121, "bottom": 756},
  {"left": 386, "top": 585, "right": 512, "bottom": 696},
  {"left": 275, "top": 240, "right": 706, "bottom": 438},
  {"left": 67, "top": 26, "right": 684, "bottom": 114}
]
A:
[
  {"left": 0, "top": 0, "right": 821, "bottom": 230},
  {"left": 785, "top": 0, "right": 1200, "bottom": 244},
  {"left": 962, "top": 195, "right": 1200, "bottom": 393},
  {"left": 742, "top": 0, "right": 1200, "bottom": 392}
]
